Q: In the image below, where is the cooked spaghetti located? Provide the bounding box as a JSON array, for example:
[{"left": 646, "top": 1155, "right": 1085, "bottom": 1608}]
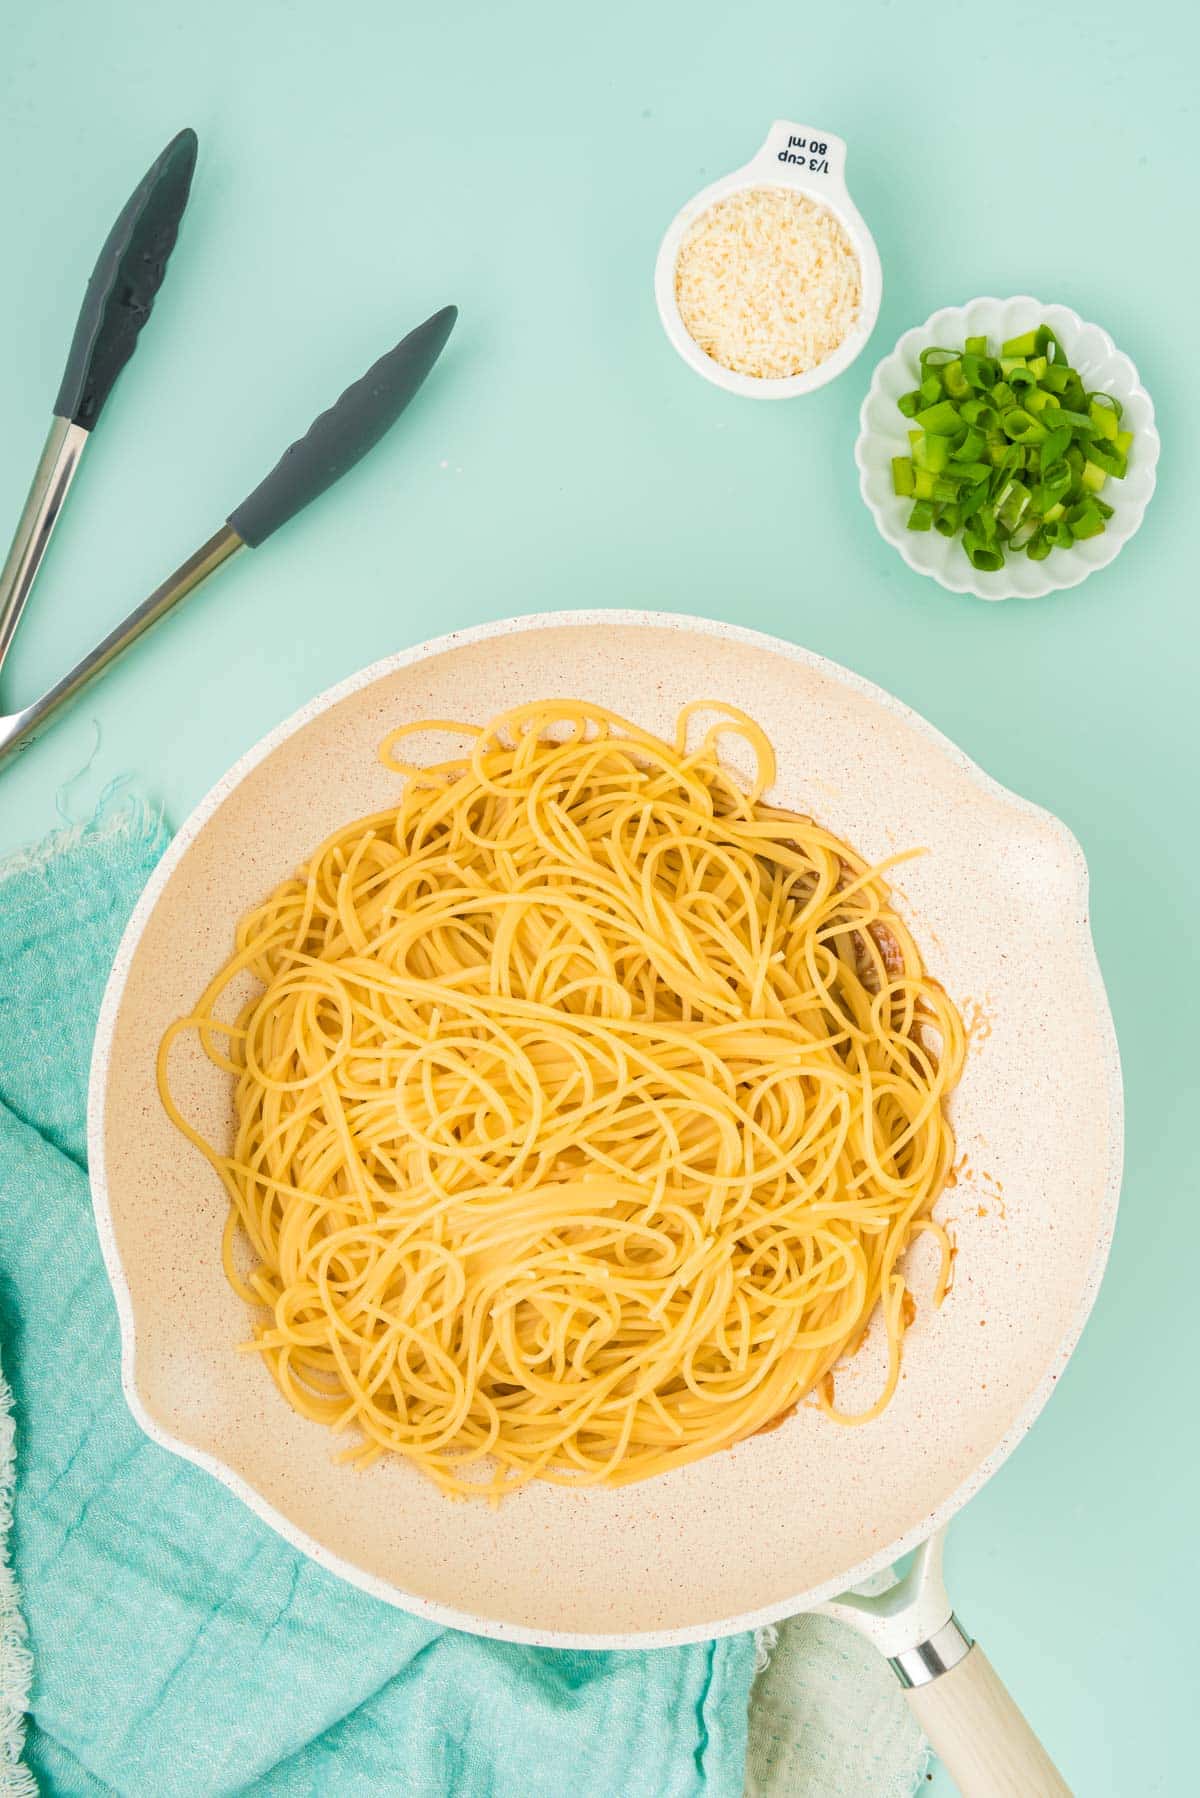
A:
[{"left": 159, "top": 700, "right": 964, "bottom": 1499}]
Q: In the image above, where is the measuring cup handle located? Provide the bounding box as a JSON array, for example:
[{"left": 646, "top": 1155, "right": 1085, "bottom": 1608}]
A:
[{"left": 747, "top": 120, "right": 850, "bottom": 201}]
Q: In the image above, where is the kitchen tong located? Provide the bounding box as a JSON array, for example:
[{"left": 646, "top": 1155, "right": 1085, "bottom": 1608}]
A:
[{"left": 0, "top": 128, "right": 456, "bottom": 768}]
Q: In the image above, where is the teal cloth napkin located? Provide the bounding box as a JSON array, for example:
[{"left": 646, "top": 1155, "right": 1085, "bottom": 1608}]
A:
[{"left": 0, "top": 799, "right": 755, "bottom": 1797}]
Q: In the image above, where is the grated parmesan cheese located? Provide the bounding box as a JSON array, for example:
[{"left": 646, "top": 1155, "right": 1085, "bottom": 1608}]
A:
[{"left": 674, "top": 186, "right": 861, "bottom": 380}]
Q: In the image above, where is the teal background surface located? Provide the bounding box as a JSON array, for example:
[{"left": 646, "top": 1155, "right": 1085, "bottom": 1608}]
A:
[{"left": 1, "top": 2, "right": 1195, "bottom": 1792}]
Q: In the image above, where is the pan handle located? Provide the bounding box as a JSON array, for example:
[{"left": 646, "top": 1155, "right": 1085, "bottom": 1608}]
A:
[
  {"left": 902, "top": 1638, "right": 1072, "bottom": 1797},
  {"left": 819, "top": 1536, "right": 1072, "bottom": 1796}
]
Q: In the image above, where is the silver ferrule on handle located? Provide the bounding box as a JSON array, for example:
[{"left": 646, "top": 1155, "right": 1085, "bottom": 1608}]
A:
[
  {"left": 889, "top": 1614, "right": 973, "bottom": 1689},
  {"left": 0, "top": 523, "right": 244, "bottom": 768},
  {"left": 0, "top": 417, "right": 90, "bottom": 678}
]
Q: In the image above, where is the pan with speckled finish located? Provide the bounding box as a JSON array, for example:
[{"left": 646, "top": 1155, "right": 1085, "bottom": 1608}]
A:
[{"left": 89, "top": 611, "right": 1121, "bottom": 1649}]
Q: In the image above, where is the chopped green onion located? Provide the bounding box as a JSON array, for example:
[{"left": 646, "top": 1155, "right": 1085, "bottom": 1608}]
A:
[
  {"left": 959, "top": 482, "right": 989, "bottom": 523},
  {"left": 959, "top": 397, "right": 998, "bottom": 427},
  {"left": 961, "top": 353, "right": 998, "bottom": 390},
  {"left": 1034, "top": 324, "right": 1064, "bottom": 363},
  {"left": 950, "top": 424, "right": 986, "bottom": 462},
  {"left": 1067, "top": 499, "right": 1106, "bottom": 539},
  {"left": 942, "top": 359, "right": 970, "bottom": 400},
  {"left": 1030, "top": 463, "right": 1072, "bottom": 513},
  {"left": 1040, "top": 426, "right": 1072, "bottom": 467},
  {"left": 1086, "top": 440, "right": 1127, "bottom": 479},
  {"left": 1001, "top": 409, "right": 1047, "bottom": 444},
  {"left": 1088, "top": 396, "right": 1120, "bottom": 441},
  {"left": 888, "top": 322, "right": 1134, "bottom": 572},
  {"left": 1087, "top": 389, "right": 1123, "bottom": 422},
  {"left": 914, "top": 433, "right": 951, "bottom": 473},
  {"left": 996, "top": 479, "right": 1031, "bottom": 533},
  {"left": 1041, "top": 406, "right": 1094, "bottom": 436},
  {"left": 963, "top": 529, "right": 1005, "bottom": 571},
  {"left": 915, "top": 399, "right": 963, "bottom": 435}
]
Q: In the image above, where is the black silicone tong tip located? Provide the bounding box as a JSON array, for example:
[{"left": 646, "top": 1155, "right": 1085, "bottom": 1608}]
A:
[
  {"left": 228, "top": 304, "right": 459, "bottom": 548},
  {"left": 54, "top": 127, "right": 198, "bottom": 430}
]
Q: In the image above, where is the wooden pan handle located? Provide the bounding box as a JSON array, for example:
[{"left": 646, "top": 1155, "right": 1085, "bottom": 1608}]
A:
[{"left": 905, "top": 1642, "right": 1072, "bottom": 1796}]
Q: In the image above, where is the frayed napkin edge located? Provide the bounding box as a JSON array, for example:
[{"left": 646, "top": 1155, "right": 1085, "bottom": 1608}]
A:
[
  {"left": 0, "top": 790, "right": 166, "bottom": 888},
  {"left": 0, "top": 1367, "right": 36, "bottom": 1797}
]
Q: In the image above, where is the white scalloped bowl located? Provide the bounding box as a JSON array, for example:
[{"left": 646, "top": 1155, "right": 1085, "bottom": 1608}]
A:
[{"left": 855, "top": 297, "right": 1159, "bottom": 600}]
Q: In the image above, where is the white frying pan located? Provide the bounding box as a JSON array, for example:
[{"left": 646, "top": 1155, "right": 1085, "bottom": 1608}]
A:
[{"left": 90, "top": 613, "right": 1121, "bottom": 1795}]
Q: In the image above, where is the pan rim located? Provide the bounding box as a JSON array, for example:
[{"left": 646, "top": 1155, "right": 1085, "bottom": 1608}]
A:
[{"left": 87, "top": 608, "right": 1124, "bottom": 1648}]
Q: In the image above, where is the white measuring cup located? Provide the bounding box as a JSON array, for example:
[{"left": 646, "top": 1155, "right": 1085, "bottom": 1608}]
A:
[{"left": 654, "top": 118, "right": 883, "bottom": 399}]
